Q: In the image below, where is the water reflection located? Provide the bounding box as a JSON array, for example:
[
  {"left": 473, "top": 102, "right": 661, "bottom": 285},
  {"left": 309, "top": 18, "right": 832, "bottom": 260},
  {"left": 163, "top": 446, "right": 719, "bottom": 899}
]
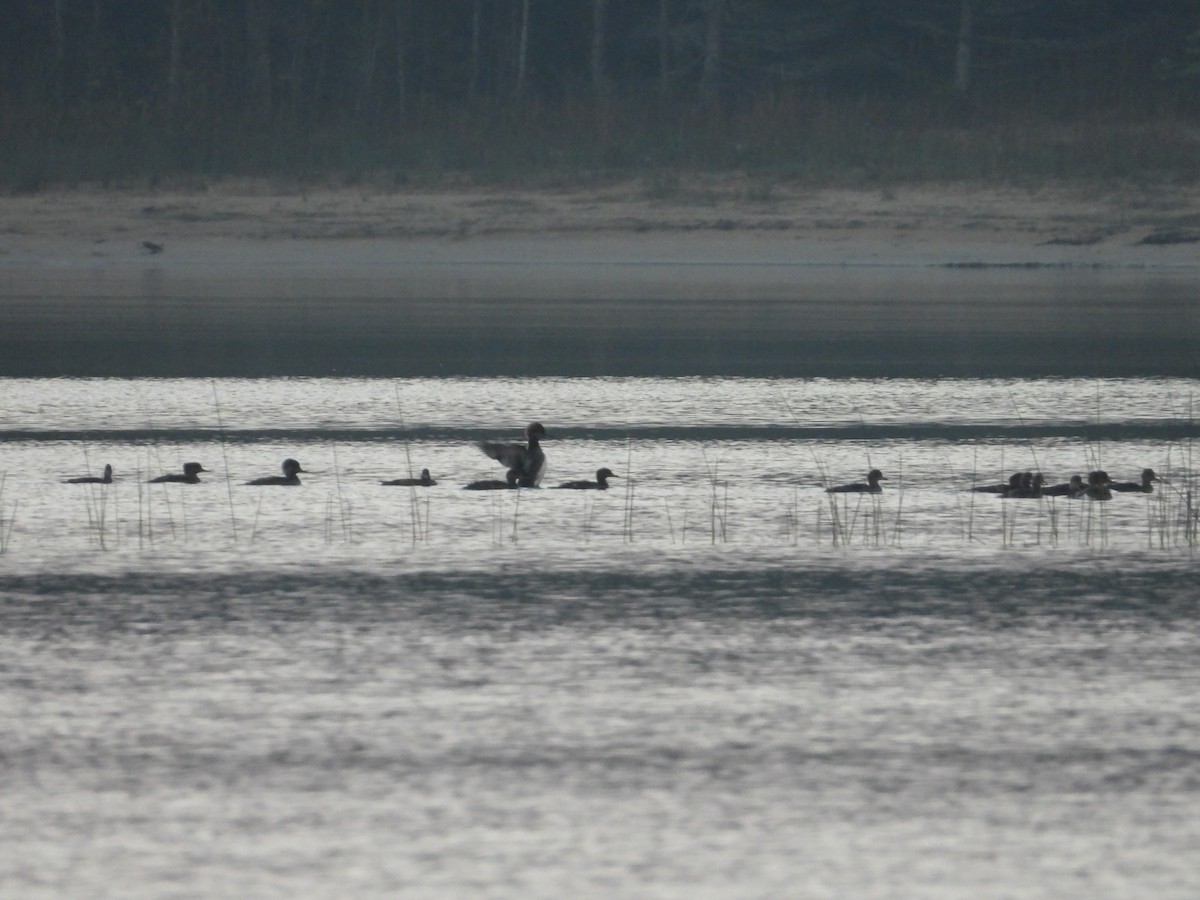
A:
[
  {"left": 1, "top": 266, "right": 1196, "bottom": 376},
  {"left": 2, "top": 373, "right": 1199, "bottom": 899},
  {"left": 5, "top": 255, "right": 1200, "bottom": 899}
]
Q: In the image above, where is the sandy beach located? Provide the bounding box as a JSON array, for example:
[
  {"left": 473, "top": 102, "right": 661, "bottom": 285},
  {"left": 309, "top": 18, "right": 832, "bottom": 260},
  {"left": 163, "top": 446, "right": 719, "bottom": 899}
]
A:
[{"left": 3, "top": 177, "right": 1199, "bottom": 274}]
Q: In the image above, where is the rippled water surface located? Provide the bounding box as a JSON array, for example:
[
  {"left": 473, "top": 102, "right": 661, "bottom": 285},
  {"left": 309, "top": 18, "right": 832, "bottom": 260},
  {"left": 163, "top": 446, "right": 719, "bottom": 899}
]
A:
[{"left": 2, "top": 371, "right": 1199, "bottom": 898}]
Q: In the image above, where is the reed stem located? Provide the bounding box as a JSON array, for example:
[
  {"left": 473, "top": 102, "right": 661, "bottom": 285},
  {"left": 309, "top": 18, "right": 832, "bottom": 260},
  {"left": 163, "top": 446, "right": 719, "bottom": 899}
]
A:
[
  {"left": 211, "top": 380, "right": 240, "bottom": 544},
  {"left": 0, "top": 474, "right": 16, "bottom": 553},
  {"left": 331, "top": 442, "right": 351, "bottom": 542}
]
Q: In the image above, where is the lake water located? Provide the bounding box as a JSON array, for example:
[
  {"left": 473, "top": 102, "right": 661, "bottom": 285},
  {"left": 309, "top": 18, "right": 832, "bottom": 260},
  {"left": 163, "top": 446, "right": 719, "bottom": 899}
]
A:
[{"left": 2, "top": 264, "right": 1199, "bottom": 897}]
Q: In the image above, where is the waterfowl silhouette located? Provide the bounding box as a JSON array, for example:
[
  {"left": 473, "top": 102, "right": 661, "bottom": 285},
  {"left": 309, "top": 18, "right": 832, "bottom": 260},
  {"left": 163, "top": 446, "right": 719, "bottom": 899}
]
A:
[
  {"left": 66, "top": 464, "right": 113, "bottom": 484},
  {"left": 382, "top": 468, "right": 437, "bottom": 487},
  {"left": 1043, "top": 474, "right": 1085, "bottom": 497},
  {"left": 246, "top": 458, "right": 306, "bottom": 486},
  {"left": 1003, "top": 472, "right": 1044, "bottom": 498},
  {"left": 553, "top": 468, "right": 618, "bottom": 490},
  {"left": 1109, "top": 468, "right": 1158, "bottom": 493},
  {"left": 1082, "top": 470, "right": 1112, "bottom": 501},
  {"left": 464, "top": 470, "right": 520, "bottom": 491},
  {"left": 479, "top": 422, "right": 547, "bottom": 487},
  {"left": 827, "top": 469, "right": 885, "bottom": 494},
  {"left": 149, "top": 462, "right": 207, "bottom": 484},
  {"left": 970, "top": 472, "right": 1024, "bottom": 494}
]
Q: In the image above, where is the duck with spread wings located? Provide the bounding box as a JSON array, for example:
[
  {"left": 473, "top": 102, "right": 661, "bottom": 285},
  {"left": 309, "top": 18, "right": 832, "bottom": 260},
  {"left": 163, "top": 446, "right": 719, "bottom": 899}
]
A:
[{"left": 478, "top": 422, "right": 547, "bottom": 487}]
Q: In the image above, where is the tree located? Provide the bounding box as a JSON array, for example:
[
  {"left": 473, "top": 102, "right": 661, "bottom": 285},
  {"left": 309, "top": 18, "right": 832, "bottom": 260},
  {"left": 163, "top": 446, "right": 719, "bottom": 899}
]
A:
[
  {"left": 245, "top": 0, "right": 273, "bottom": 122},
  {"left": 515, "top": 0, "right": 530, "bottom": 98},
  {"left": 591, "top": 0, "right": 608, "bottom": 99},
  {"left": 51, "top": 0, "right": 66, "bottom": 114},
  {"left": 698, "top": 0, "right": 723, "bottom": 106},
  {"left": 357, "top": 0, "right": 389, "bottom": 117},
  {"left": 167, "top": 0, "right": 185, "bottom": 128},
  {"left": 954, "top": 0, "right": 972, "bottom": 96},
  {"left": 658, "top": 0, "right": 671, "bottom": 102}
]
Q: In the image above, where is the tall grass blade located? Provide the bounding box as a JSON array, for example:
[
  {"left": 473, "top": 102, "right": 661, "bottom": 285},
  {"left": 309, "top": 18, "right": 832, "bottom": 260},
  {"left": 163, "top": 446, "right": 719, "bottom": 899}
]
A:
[{"left": 211, "top": 380, "right": 240, "bottom": 545}]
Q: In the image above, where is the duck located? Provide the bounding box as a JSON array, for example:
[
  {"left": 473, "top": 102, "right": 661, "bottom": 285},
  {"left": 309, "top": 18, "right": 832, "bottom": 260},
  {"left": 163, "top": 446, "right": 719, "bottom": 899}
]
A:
[
  {"left": 479, "top": 422, "right": 547, "bottom": 487},
  {"left": 1109, "top": 468, "right": 1158, "bottom": 493},
  {"left": 1082, "top": 470, "right": 1112, "bottom": 501},
  {"left": 245, "top": 458, "right": 306, "bottom": 486},
  {"left": 970, "top": 472, "right": 1024, "bottom": 494},
  {"left": 66, "top": 464, "right": 113, "bottom": 484},
  {"left": 827, "top": 469, "right": 885, "bottom": 494},
  {"left": 553, "top": 468, "right": 618, "bottom": 490},
  {"left": 382, "top": 468, "right": 436, "bottom": 487},
  {"left": 1042, "top": 474, "right": 1084, "bottom": 497},
  {"left": 149, "top": 462, "right": 207, "bottom": 484},
  {"left": 1003, "top": 472, "right": 1044, "bottom": 498},
  {"left": 464, "top": 470, "right": 520, "bottom": 491}
]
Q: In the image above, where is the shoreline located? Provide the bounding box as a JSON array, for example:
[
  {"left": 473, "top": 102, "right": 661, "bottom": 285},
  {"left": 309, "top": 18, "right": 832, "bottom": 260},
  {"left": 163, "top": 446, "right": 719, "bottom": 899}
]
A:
[
  {"left": 3, "top": 178, "right": 1200, "bottom": 273},
  {"left": 3, "top": 178, "right": 1198, "bottom": 378}
]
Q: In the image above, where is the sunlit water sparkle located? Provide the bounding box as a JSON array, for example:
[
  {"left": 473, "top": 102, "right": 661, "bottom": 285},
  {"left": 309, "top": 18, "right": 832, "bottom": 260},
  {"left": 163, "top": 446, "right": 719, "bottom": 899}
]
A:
[{"left": 2, "top": 375, "right": 1199, "bottom": 898}]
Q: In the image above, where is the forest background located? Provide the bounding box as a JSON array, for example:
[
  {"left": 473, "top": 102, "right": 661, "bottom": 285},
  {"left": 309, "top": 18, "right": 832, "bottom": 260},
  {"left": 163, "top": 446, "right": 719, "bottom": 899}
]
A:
[{"left": 3, "top": 0, "right": 1200, "bottom": 191}]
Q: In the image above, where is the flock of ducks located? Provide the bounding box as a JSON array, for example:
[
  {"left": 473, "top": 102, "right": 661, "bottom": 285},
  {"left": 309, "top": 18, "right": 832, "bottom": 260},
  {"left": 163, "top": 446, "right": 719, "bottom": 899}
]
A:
[
  {"left": 63, "top": 423, "right": 622, "bottom": 492},
  {"left": 967, "top": 468, "right": 1158, "bottom": 501},
  {"left": 821, "top": 467, "right": 1159, "bottom": 499},
  {"left": 62, "top": 422, "right": 1161, "bottom": 501},
  {"left": 67, "top": 461, "right": 230, "bottom": 485}
]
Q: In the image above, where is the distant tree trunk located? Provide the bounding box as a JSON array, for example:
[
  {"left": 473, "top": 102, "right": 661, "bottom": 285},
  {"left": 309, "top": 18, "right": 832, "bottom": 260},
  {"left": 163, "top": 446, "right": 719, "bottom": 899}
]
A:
[
  {"left": 357, "top": 0, "right": 388, "bottom": 117},
  {"left": 468, "top": 0, "right": 482, "bottom": 97},
  {"left": 954, "top": 0, "right": 973, "bottom": 95},
  {"left": 515, "top": 0, "right": 530, "bottom": 98},
  {"left": 167, "top": 0, "right": 184, "bottom": 129},
  {"left": 245, "top": 0, "right": 273, "bottom": 123},
  {"left": 658, "top": 0, "right": 670, "bottom": 103},
  {"left": 285, "top": 17, "right": 308, "bottom": 128},
  {"left": 396, "top": 0, "right": 409, "bottom": 116},
  {"left": 52, "top": 0, "right": 66, "bottom": 114},
  {"left": 310, "top": 6, "right": 330, "bottom": 123},
  {"left": 699, "top": 0, "right": 723, "bottom": 107},
  {"left": 86, "top": 0, "right": 104, "bottom": 106},
  {"left": 591, "top": 0, "right": 608, "bottom": 100}
]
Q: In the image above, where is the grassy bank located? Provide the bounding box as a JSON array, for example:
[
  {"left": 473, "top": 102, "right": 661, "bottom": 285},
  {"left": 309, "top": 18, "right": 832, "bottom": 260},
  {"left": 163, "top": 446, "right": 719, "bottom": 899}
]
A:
[{"left": 6, "top": 98, "right": 1200, "bottom": 193}]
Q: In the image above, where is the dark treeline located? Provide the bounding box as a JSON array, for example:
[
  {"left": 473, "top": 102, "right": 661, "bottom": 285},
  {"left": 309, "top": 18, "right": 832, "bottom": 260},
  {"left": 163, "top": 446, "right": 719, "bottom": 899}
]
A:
[{"left": 4, "top": 0, "right": 1200, "bottom": 186}]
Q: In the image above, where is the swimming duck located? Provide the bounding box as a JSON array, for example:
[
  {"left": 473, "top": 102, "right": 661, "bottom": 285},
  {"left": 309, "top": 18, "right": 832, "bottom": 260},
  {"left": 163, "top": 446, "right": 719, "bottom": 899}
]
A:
[
  {"left": 1003, "top": 472, "right": 1044, "bottom": 498},
  {"left": 827, "top": 469, "right": 885, "bottom": 494},
  {"left": 1109, "top": 468, "right": 1158, "bottom": 493},
  {"left": 246, "top": 458, "right": 306, "bottom": 486},
  {"left": 464, "top": 470, "right": 520, "bottom": 491},
  {"left": 1042, "top": 474, "right": 1085, "bottom": 497},
  {"left": 66, "top": 464, "right": 113, "bottom": 484},
  {"left": 553, "top": 468, "right": 618, "bottom": 490},
  {"left": 149, "top": 462, "right": 207, "bottom": 484},
  {"left": 382, "top": 468, "right": 436, "bottom": 487},
  {"left": 479, "top": 422, "right": 547, "bottom": 487},
  {"left": 970, "top": 472, "right": 1024, "bottom": 494},
  {"left": 1082, "top": 470, "right": 1112, "bottom": 501}
]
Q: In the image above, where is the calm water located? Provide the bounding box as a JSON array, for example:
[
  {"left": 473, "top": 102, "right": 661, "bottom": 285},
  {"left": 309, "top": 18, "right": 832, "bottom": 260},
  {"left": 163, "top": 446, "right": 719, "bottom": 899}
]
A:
[
  {"left": 2, "top": 373, "right": 1199, "bottom": 899},
  {"left": 3, "top": 262, "right": 1199, "bottom": 376},
  {"left": 2, "top": 259, "right": 1200, "bottom": 898}
]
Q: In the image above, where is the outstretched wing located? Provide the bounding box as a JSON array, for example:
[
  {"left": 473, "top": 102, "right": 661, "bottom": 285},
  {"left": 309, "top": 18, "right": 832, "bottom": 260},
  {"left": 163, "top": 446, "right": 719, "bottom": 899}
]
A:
[{"left": 479, "top": 440, "right": 528, "bottom": 470}]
